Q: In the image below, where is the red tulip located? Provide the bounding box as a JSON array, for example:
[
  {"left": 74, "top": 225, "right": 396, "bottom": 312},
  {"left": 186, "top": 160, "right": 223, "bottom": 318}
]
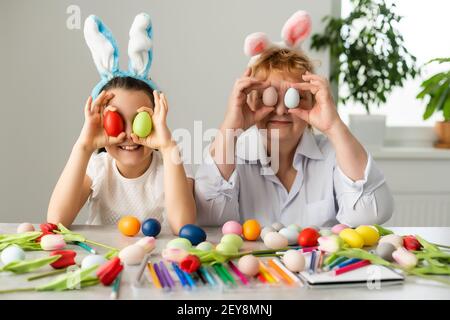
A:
[
  {"left": 403, "top": 235, "right": 421, "bottom": 251},
  {"left": 180, "top": 255, "right": 201, "bottom": 273},
  {"left": 50, "top": 250, "right": 76, "bottom": 269},
  {"left": 40, "top": 223, "right": 59, "bottom": 234},
  {"left": 96, "top": 257, "right": 123, "bottom": 286}
]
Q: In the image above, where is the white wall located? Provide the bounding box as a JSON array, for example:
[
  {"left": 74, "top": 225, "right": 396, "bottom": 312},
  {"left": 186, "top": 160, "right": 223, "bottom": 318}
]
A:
[{"left": 0, "top": 0, "right": 332, "bottom": 223}]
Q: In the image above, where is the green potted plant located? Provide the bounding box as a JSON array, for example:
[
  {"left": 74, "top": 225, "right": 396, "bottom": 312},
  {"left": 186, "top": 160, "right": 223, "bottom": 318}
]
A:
[
  {"left": 310, "top": 0, "right": 417, "bottom": 148},
  {"left": 416, "top": 57, "right": 450, "bottom": 148}
]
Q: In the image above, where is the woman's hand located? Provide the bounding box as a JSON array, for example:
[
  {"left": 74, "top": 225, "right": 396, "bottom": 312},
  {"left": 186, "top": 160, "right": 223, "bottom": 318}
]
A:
[
  {"left": 77, "top": 91, "right": 126, "bottom": 153},
  {"left": 131, "top": 91, "right": 174, "bottom": 151},
  {"left": 288, "top": 72, "right": 343, "bottom": 136},
  {"left": 222, "top": 68, "right": 273, "bottom": 131}
]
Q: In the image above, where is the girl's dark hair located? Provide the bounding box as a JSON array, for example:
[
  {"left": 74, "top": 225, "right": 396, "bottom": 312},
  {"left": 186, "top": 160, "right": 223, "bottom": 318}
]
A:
[{"left": 98, "top": 76, "right": 155, "bottom": 154}]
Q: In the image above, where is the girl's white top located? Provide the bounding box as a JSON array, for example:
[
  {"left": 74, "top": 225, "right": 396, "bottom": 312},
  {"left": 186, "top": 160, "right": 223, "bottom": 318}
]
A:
[
  {"left": 86, "top": 150, "right": 193, "bottom": 225},
  {"left": 195, "top": 126, "right": 394, "bottom": 228}
]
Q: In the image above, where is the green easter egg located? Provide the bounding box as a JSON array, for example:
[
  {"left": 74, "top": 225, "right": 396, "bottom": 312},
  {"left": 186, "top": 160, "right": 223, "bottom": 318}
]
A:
[
  {"left": 220, "top": 234, "right": 243, "bottom": 249},
  {"left": 216, "top": 242, "right": 238, "bottom": 255},
  {"left": 166, "top": 238, "right": 192, "bottom": 251},
  {"left": 132, "top": 112, "right": 153, "bottom": 138},
  {"left": 196, "top": 241, "right": 214, "bottom": 251}
]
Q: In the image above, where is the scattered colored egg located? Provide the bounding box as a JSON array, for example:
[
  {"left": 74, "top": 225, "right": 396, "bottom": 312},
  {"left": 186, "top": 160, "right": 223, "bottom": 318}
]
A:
[
  {"left": 262, "top": 86, "right": 278, "bottom": 107},
  {"left": 264, "top": 232, "right": 288, "bottom": 249},
  {"left": 339, "top": 228, "right": 364, "bottom": 248},
  {"left": 216, "top": 242, "right": 238, "bottom": 255},
  {"left": 1, "top": 245, "right": 25, "bottom": 265},
  {"left": 196, "top": 241, "right": 214, "bottom": 251},
  {"left": 282, "top": 250, "right": 305, "bottom": 272},
  {"left": 355, "top": 225, "right": 380, "bottom": 246},
  {"left": 222, "top": 221, "right": 242, "bottom": 235},
  {"left": 284, "top": 87, "right": 300, "bottom": 109},
  {"left": 242, "top": 219, "right": 261, "bottom": 241},
  {"left": 298, "top": 228, "right": 320, "bottom": 247},
  {"left": 220, "top": 234, "right": 244, "bottom": 249},
  {"left": 166, "top": 238, "right": 192, "bottom": 251},
  {"left": 132, "top": 111, "right": 152, "bottom": 138},
  {"left": 17, "top": 223, "right": 35, "bottom": 233},
  {"left": 119, "top": 244, "right": 145, "bottom": 265},
  {"left": 375, "top": 242, "right": 396, "bottom": 262},
  {"left": 271, "top": 222, "right": 285, "bottom": 232},
  {"left": 118, "top": 216, "right": 141, "bottom": 237},
  {"left": 179, "top": 224, "right": 207, "bottom": 245},
  {"left": 103, "top": 110, "right": 124, "bottom": 137},
  {"left": 141, "top": 218, "right": 161, "bottom": 237},
  {"left": 379, "top": 234, "right": 403, "bottom": 248},
  {"left": 238, "top": 255, "right": 260, "bottom": 277},
  {"left": 260, "top": 226, "right": 276, "bottom": 240},
  {"left": 278, "top": 227, "right": 299, "bottom": 245},
  {"left": 331, "top": 224, "right": 349, "bottom": 234}
]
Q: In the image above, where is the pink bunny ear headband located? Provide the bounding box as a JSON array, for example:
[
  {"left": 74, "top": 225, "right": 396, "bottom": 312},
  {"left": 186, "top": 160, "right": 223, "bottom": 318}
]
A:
[{"left": 244, "top": 10, "right": 312, "bottom": 66}]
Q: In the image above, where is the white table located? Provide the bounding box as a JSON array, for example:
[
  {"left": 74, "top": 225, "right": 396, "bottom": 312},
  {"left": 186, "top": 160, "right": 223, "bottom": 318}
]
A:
[{"left": 0, "top": 224, "right": 449, "bottom": 300}]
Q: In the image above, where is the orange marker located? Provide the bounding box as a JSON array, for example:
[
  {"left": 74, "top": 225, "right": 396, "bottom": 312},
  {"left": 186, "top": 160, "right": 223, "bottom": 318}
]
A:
[{"left": 268, "top": 259, "right": 295, "bottom": 285}]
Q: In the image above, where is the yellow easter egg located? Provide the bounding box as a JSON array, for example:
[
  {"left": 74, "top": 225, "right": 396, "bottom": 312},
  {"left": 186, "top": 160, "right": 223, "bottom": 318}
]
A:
[
  {"left": 355, "top": 225, "right": 380, "bottom": 246},
  {"left": 339, "top": 228, "right": 364, "bottom": 248}
]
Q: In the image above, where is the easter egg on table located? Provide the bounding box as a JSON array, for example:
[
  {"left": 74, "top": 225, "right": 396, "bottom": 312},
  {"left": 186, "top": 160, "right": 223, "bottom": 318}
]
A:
[
  {"left": 278, "top": 227, "right": 299, "bottom": 245},
  {"left": 17, "top": 223, "right": 35, "bottom": 233},
  {"left": 141, "top": 218, "right": 161, "bottom": 237},
  {"left": 238, "top": 255, "right": 260, "bottom": 277},
  {"left": 298, "top": 228, "right": 320, "bottom": 247},
  {"left": 119, "top": 244, "right": 145, "bottom": 265},
  {"left": 379, "top": 234, "right": 403, "bottom": 248},
  {"left": 271, "top": 222, "right": 285, "bottom": 232},
  {"left": 118, "top": 216, "right": 141, "bottom": 236},
  {"left": 260, "top": 226, "right": 276, "bottom": 241},
  {"left": 1, "top": 245, "right": 25, "bottom": 265},
  {"left": 103, "top": 111, "right": 124, "bottom": 137},
  {"left": 262, "top": 86, "right": 278, "bottom": 107},
  {"left": 216, "top": 242, "right": 238, "bottom": 255},
  {"left": 375, "top": 242, "right": 396, "bottom": 262},
  {"left": 132, "top": 111, "right": 152, "bottom": 138},
  {"left": 339, "top": 228, "right": 364, "bottom": 248},
  {"left": 242, "top": 220, "right": 261, "bottom": 241},
  {"left": 220, "top": 234, "right": 244, "bottom": 249},
  {"left": 196, "top": 241, "right": 214, "bottom": 251},
  {"left": 179, "top": 224, "right": 207, "bottom": 245},
  {"left": 264, "top": 232, "right": 288, "bottom": 249},
  {"left": 222, "top": 221, "right": 242, "bottom": 235},
  {"left": 81, "top": 254, "right": 108, "bottom": 270},
  {"left": 282, "top": 250, "right": 305, "bottom": 272},
  {"left": 331, "top": 224, "right": 349, "bottom": 234},
  {"left": 284, "top": 87, "right": 300, "bottom": 109},
  {"left": 355, "top": 225, "right": 380, "bottom": 246},
  {"left": 166, "top": 238, "right": 192, "bottom": 251}
]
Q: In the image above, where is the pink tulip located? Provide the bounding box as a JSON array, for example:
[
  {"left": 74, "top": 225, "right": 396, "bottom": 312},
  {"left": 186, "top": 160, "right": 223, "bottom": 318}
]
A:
[
  {"left": 331, "top": 224, "right": 349, "bottom": 235},
  {"left": 392, "top": 247, "right": 418, "bottom": 269},
  {"left": 40, "top": 234, "right": 66, "bottom": 251},
  {"left": 318, "top": 235, "right": 342, "bottom": 253}
]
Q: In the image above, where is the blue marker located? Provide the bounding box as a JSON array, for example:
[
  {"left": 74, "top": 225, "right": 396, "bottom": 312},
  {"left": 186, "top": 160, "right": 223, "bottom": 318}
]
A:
[
  {"left": 335, "top": 258, "right": 361, "bottom": 269},
  {"left": 200, "top": 267, "right": 216, "bottom": 286},
  {"left": 182, "top": 270, "right": 197, "bottom": 289},
  {"left": 309, "top": 250, "right": 317, "bottom": 274},
  {"left": 172, "top": 263, "right": 189, "bottom": 290}
]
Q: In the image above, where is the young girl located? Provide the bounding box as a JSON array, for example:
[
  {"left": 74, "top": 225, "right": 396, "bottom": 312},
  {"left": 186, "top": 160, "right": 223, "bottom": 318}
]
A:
[
  {"left": 47, "top": 14, "right": 196, "bottom": 234},
  {"left": 195, "top": 11, "right": 394, "bottom": 228}
]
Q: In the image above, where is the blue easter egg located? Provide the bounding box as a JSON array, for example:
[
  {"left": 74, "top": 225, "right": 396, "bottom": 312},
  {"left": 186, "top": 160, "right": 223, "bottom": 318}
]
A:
[
  {"left": 141, "top": 218, "right": 161, "bottom": 237},
  {"left": 179, "top": 224, "right": 207, "bottom": 245},
  {"left": 284, "top": 88, "right": 300, "bottom": 109}
]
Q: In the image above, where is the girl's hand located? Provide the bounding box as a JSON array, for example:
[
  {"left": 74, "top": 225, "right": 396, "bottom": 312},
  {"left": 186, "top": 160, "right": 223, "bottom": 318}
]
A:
[
  {"left": 131, "top": 91, "right": 174, "bottom": 151},
  {"left": 77, "top": 91, "right": 126, "bottom": 153},
  {"left": 288, "top": 72, "right": 343, "bottom": 135},
  {"left": 222, "top": 68, "right": 273, "bottom": 131}
]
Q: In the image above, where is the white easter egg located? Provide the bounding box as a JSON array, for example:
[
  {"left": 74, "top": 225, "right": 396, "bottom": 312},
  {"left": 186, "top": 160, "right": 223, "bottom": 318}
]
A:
[
  {"left": 119, "top": 245, "right": 146, "bottom": 265},
  {"left": 278, "top": 227, "right": 299, "bottom": 245},
  {"left": 1, "top": 245, "right": 25, "bottom": 265},
  {"left": 284, "top": 88, "right": 300, "bottom": 109},
  {"left": 264, "top": 232, "right": 288, "bottom": 249},
  {"left": 379, "top": 234, "right": 403, "bottom": 248},
  {"left": 282, "top": 249, "right": 305, "bottom": 272},
  {"left": 81, "top": 254, "right": 107, "bottom": 270},
  {"left": 17, "top": 223, "right": 35, "bottom": 233},
  {"left": 260, "top": 226, "right": 276, "bottom": 240},
  {"left": 287, "top": 224, "right": 301, "bottom": 232},
  {"left": 237, "top": 255, "right": 260, "bottom": 277}
]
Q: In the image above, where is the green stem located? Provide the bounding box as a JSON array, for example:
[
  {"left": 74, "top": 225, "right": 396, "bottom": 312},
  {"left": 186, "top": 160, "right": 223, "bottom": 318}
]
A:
[
  {"left": 27, "top": 269, "right": 67, "bottom": 281},
  {"left": 431, "top": 242, "right": 450, "bottom": 249},
  {"left": 0, "top": 287, "right": 35, "bottom": 294},
  {"left": 85, "top": 239, "right": 118, "bottom": 252}
]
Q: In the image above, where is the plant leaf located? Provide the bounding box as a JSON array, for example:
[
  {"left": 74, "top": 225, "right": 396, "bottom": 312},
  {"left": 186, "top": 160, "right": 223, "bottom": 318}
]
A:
[
  {"left": 36, "top": 265, "right": 99, "bottom": 291},
  {"left": 415, "top": 235, "right": 440, "bottom": 252},
  {"left": 335, "top": 248, "right": 392, "bottom": 266},
  {"left": 0, "top": 255, "right": 61, "bottom": 274},
  {"left": 373, "top": 224, "right": 394, "bottom": 236}
]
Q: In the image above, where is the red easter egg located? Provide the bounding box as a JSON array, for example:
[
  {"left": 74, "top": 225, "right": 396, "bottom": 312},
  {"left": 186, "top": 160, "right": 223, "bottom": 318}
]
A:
[
  {"left": 298, "top": 228, "right": 320, "bottom": 247},
  {"left": 103, "top": 111, "right": 124, "bottom": 137}
]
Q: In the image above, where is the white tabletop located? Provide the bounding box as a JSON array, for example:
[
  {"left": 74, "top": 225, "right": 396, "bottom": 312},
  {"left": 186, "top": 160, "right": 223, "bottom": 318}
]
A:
[{"left": 0, "top": 224, "right": 449, "bottom": 300}]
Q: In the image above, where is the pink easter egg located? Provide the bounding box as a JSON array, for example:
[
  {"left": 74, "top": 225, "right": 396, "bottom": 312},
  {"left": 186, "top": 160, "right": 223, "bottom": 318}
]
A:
[
  {"left": 331, "top": 224, "right": 349, "bottom": 235},
  {"left": 222, "top": 221, "right": 243, "bottom": 235}
]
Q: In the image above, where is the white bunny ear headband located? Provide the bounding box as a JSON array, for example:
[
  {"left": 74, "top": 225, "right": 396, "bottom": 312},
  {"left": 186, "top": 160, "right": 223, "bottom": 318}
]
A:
[
  {"left": 244, "top": 10, "right": 312, "bottom": 66},
  {"left": 84, "top": 13, "right": 158, "bottom": 99}
]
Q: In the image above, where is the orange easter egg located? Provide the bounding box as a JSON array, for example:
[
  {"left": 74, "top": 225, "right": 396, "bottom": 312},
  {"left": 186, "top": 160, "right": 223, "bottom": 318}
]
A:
[
  {"left": 242, "top": 219, "right": 261, "bottom": 241},
  {"left": 118, "top": 216, "right": 141, "bottom": 236}
]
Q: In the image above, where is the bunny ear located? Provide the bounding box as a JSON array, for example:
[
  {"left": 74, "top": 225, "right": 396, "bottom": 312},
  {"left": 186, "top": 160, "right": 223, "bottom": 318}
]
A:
[
  {"left": 281, "top": 10, "right": 312, "bottom": 48},
  {"left": 84, "top": 15, "right": 119, "bottom": 79},
  {"left": 244, "top": 32, "right": 270, "bottom": 57},
  {"left": 128, "top": 13, "right": 153, "bottom": 79}
]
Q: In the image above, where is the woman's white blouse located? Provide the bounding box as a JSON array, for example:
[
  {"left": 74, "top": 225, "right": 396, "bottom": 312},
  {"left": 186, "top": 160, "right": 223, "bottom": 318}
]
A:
[{"left": 194, "top": 126, "right": 394, "bottom": 228}]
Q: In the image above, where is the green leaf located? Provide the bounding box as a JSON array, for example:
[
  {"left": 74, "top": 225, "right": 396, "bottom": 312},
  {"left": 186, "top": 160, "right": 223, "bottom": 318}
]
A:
[
  {"left": 443, "top": 97, "right": 450, "bottom": 121},
  {"left": 104, "top": 249, "right": 119, "bottom": 260},
  {"left": 415, "top": 235, "right": 440, "bottom": 252},
  {"left": 335, "top": 248, "right": 392, "bottom": 266},
  {"left": 373, "top": 224, "right": 394, "bottom": 236},
  {"left": 0, "top": 255, "right": 61, "bottom": 274},
  {"left": 411, "top": 265, "right": 450, "bottom": 275},
  {"left": 54, "top": 224, "right": 86, "bottom": 243},
  {"left": 36, "top": 265, "right": 99, "bottom": 291},
  {"left": 0, "top": 232, "right": 42, "bottom": 245}
]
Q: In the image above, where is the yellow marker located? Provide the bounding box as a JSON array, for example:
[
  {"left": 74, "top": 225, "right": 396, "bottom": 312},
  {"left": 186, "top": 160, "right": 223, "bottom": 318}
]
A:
[
  {"left": 147, "top": 263, "right": 162, "bottom": 289},
  {"left": 259, "top": 262, "right": 277, "bottom": 284}
]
